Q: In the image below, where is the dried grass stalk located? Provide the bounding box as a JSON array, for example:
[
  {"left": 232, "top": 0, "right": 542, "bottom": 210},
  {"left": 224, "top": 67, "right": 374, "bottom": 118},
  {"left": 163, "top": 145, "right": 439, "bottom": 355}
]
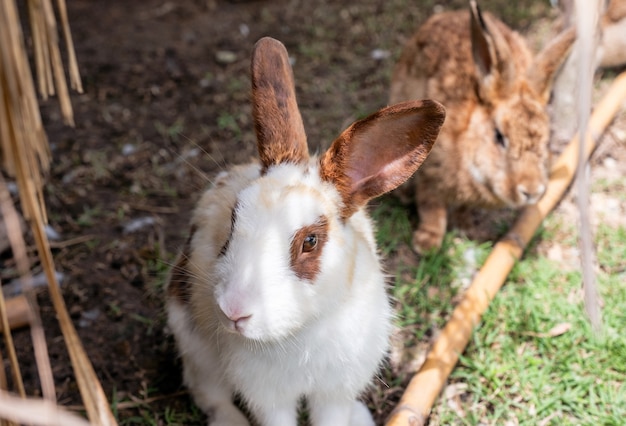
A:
[
  {"left": 26, "top": 0, "right": 80, "bottom": 125},
  {"left": 55, "top": 0, "right": 83, "bottom": 92},
  {"left": 385, "top": 71, "right": 626, "bottom": 426},
  {"left": 0, "top": 389, "right": 90, "bottom": 426},
  {"left": 0, "top": 0, "right": 116, "bottom": 424},
  {"left": 0, "top": 176, "right": 28, "bottom": 399}
]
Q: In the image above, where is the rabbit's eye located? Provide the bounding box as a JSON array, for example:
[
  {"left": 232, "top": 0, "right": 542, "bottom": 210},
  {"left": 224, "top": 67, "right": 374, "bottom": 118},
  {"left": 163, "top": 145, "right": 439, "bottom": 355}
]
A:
[
  {"left": 494, "top": 128, "right": 507, "bottom": 148},
  {"left": 302, "top": 234, "right": 317, "bottom": 252},
  {"left": 290, "top": 218, "right": 328, "bottom": 281}
]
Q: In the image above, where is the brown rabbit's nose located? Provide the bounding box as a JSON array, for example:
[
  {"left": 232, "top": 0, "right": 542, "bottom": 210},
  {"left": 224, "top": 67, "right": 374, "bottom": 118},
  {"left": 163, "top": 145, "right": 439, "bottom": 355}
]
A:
[{"left": 517, "top": 183, "right": 546, "bottom": 205}]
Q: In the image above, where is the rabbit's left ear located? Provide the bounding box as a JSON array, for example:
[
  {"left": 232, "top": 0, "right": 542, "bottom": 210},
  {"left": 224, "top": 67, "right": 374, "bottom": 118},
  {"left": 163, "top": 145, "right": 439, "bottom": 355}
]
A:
[
  {"left": 320, "top": 100, "right": 445, "bottom": 219},
  {"left": 469, "top": 0, "right": 516, "bottom": 98},
  {"left": 251, "top": 37, "right": 309, "bottom": 174}
]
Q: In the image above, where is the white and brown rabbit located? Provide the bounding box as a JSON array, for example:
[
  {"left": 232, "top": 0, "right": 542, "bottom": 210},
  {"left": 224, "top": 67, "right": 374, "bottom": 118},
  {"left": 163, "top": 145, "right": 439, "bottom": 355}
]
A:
[
  {"left": 389, "top": 0, "right": 576, "bottom": 253},
  {"left": 165, "top": 37, "right": 445, "bottom": 426}
]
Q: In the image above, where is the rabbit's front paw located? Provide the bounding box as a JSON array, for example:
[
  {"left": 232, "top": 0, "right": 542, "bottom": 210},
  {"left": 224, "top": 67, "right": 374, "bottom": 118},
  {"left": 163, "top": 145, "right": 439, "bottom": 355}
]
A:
[
  {"left": 349, "top": 401, "right": 375, "bottom": 426},
  {"left": 412, "top": 227, "right": 443, "bottom": 254},
  {"left": 208, "top": 403, "right": 250, "bottom": 426}
]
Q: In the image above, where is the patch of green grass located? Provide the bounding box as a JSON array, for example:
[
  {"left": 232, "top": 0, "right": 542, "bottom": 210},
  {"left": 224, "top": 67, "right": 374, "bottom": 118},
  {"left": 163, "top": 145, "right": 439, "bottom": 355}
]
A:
[
  {"left": 430, "top": 221, "right": 626, "bottom": 425},
  {"left": 396, "top": 235, "right": 490, "bottom": 337},
  {"left": 592, "top": 176, "right": 626, "bottom": 200},
  {"left": 77, "top": 206, "right": 102, "bottom": 227},
  {"left": 372, "top": 199, "right": 491, "bottom": 342},
  {"left": 371, "top": 197, "right": 413, "bottom": 257},
  {"left": 119, "top": 406, "right": 203, "bottom": 426},
  {"left": 216, "top": 112, "right": 242, "bottom": 137},
  {"left": 372, "top": 199, "right": 625, "bottom": 424},
  {"left": 154, "top": 118, "right": 185, "bottom": 143}
]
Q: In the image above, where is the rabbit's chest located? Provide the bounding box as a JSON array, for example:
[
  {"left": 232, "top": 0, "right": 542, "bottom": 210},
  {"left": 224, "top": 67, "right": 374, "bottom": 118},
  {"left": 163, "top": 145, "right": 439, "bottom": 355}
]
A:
[
  {"left": 222, "top": 301, "right": 390, "bottom": 400},
  {"left": 224, "top": 330, "right": 362, "bottom": 393}
]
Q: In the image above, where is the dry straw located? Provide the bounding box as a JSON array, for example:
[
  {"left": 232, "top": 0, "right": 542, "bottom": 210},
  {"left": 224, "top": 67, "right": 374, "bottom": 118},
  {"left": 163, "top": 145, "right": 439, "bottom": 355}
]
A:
[{"left": 0, "top": 0, "right": 116, "bottom": 425}]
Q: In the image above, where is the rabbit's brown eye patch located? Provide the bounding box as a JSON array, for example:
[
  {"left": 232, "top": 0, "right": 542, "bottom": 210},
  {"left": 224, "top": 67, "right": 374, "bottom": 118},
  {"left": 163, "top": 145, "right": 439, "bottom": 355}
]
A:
[{"left": 290, "top": 217, "right": 329, "bottom": 281}]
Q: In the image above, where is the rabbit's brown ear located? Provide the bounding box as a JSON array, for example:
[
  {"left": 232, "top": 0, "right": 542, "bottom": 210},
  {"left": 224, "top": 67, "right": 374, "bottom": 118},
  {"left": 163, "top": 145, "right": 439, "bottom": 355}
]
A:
[
  {"left": 470, "top": 0, "right": 515, "bottom": 98},
  {"left": 320, "top": 100, "right": 445, "bottom": 219},
  {"left": 527, "top": 27, "right": 576, "bottom": 104},
  {"left": 251, "top": 37, "right": 309, "bottom": 174}
]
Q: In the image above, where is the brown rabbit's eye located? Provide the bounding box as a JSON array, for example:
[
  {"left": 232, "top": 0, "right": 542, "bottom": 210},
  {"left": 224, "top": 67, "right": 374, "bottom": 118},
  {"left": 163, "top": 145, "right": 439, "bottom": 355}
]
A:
[
  {"left": 302, "top": 234, "right": 317, "bottom": 253},
  {"left": 494, "top": 128, "right": 507, "bottom": 148}
]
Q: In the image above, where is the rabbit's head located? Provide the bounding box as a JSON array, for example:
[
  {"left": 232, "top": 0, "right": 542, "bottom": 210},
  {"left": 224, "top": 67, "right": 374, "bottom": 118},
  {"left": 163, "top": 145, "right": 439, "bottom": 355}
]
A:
[
  {"left": 466, "top": 1, "right": 575, "bottom": 207},
  {"left": 204, "top": 37, "right": 445, "bottom": 341}
]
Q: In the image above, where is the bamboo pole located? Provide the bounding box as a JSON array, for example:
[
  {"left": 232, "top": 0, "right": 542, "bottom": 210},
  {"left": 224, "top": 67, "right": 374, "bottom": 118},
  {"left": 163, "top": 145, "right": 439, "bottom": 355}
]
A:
[{"left": 385, "top": 71, "right": 626, "bottom": 426}]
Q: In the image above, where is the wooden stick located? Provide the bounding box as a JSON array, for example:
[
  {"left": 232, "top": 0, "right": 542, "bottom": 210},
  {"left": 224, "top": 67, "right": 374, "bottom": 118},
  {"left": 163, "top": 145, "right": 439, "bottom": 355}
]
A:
[
  {"left": 574, "top": 0, "right": 602, "bottom": 333},
  {"left": 385, "top": 71, "right": 626, "bottom": 426}
]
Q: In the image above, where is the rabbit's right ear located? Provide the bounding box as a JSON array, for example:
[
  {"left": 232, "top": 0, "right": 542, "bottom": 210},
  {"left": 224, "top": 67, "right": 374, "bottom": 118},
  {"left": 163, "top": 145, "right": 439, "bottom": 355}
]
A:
[
  {"left": 470, "top": 0, "right": 515, "bottom": 98},
  {"left": 320, "top": 100, "right": 445, "bottom": 219},
  {"left": 526, "top": 27, "right": 576, "bottom": 104},
  {"left": 251, "top": 37, "right": 309, "bottom": 174}
]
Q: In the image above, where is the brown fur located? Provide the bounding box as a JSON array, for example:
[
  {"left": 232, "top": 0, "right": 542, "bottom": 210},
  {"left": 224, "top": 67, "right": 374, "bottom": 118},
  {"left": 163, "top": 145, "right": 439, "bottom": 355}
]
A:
[
  {"left": 167, "top": 225, "right": 197, "bottom": 304},
  {"left": 600, "top": 0, "right": 626, "bottom": 68},
  {"left": 289, "top": 217, "right": 329, "bottom": 281},
  {"left": 606, "top": 0, "right": 626, "bottom": 21},
  {"left": 251, "top": 38, "right": 309, "bottom": 174},
  {"left": 389, "top": 2, "right": 575, "bottom": 253},
  {"left": 319, "top": 100, "right": 445, "bottom": 219}
]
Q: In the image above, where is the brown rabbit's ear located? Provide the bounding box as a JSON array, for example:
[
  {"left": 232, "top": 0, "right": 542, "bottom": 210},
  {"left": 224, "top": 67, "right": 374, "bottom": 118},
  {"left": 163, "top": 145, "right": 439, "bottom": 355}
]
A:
[
  {"left": 527, "top": 27, "right": 576, "bottom": 104},
  {"left": 320, "top": 100, "right": 445, "bottom": 219},
  {"left": 251, "top": 37, "right": 309, "bottom": 174},
  {"left": 470, "top": 0, "right": 515, "bottom": 97}
]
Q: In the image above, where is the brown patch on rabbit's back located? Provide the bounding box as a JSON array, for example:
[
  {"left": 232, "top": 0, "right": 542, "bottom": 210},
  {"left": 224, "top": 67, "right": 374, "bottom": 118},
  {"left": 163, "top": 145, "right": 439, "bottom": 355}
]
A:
[
  {"left": 392, "top": 10, "right": 533, "bottom": 106},
  {"left": 167, "top": 225, "right": 196, "bottom": 305},
  {"left": 391, "top": 11, "right": 477, "bottom": 104}
]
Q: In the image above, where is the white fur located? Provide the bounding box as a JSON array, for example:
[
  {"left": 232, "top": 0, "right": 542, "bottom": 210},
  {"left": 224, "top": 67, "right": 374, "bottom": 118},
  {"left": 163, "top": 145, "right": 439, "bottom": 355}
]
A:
[{"left": 167, "top": 159, "right": 392, "bottom": 426}]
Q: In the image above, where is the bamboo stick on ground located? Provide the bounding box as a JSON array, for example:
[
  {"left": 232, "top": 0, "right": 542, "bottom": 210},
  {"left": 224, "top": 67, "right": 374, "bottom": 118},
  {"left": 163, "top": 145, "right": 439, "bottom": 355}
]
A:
[{"left": 385, "top": 71, "right": 626, "bottom": 426}]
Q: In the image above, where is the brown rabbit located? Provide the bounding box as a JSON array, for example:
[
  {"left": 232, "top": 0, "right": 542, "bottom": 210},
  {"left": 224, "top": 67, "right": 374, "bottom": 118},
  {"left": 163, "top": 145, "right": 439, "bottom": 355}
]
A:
[
  {"left": 389, "top": 0, "right": 576, "bottom": 253},
  {"left": 556, "top": 0, "right": 626, "bottom": 68}
]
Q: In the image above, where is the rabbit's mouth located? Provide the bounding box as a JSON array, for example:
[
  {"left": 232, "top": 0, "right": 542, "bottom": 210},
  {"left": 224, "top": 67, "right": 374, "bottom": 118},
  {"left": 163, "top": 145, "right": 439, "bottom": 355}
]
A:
[{"left": 481, "top": 173, "right": 547, "bottom": 208}]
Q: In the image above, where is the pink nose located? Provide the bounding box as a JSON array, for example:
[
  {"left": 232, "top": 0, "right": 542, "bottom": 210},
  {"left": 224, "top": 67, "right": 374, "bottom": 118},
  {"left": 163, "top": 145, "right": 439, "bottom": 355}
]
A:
[
  {"left": 218, "top": 300, "right": 252, "bottom": 332},
  {"left": 229, "top": 313, "right": 252, "bottom": 332}
]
